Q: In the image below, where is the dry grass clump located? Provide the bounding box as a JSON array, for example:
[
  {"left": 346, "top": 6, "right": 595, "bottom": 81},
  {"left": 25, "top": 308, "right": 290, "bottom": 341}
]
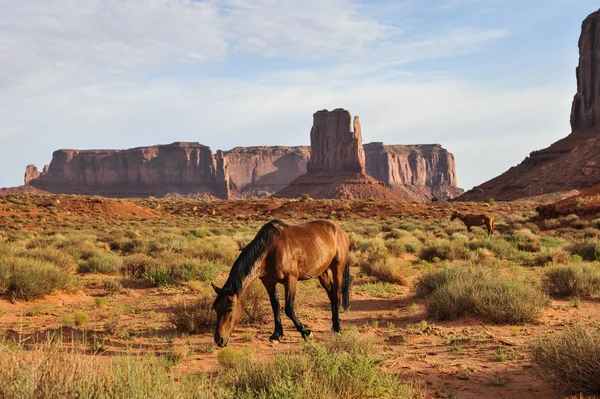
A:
[
  {"left": 543, "top": 263, "right": 600, "bottom": 297},
  {"left": 240, "top": 281, "right": 270, "bottom": 325},
  {"left": 168, "top": 293, "right": 216, "bottom": 334},
  {"left": 359, "top": 253, "right": 408, "bottom": 285},
  {"left": 221, "top": 330, "right": 424, "bottom": 399},
  {"left": 0, "top": 256, "right": 72, "bottom": 300},
  {"left": 0, "top": 346, "right": 217, "bottom": 399},
  {"left": 419, "top": 238, "right": 467, "bottom": 262},
  {"left": 416, "top": 264, "right": 548, "bottom": 324},
  {"left": 531, "top": 325, "right": 600, "bottom": 395}
]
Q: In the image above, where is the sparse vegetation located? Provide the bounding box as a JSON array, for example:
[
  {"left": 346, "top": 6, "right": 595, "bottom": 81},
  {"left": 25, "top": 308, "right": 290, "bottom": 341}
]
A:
[
  {"left": 417, "top": 264, "right": 549, "bottom": 324},
  {"left": 543, "top": 263, "right": 600, "bottom": 297},
  {"left": 531, "top": 325, "right": 600, "bottom": 395}
]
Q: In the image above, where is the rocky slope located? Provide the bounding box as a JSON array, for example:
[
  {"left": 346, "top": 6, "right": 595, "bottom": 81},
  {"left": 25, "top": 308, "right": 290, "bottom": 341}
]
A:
[{"left": 459, "top": 9, "right": 600, "bottom": 202}]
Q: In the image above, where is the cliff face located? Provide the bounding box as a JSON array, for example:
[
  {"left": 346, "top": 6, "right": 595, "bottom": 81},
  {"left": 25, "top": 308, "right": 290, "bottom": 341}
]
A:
[
  {"left": 224, "top": 146, "right": 310, "bottom": 197},
  {"left": 308, "top": 110, "right": 366, "bottom": 174},
  {"left": 571, "top": 9, "right": 600, "bottom": 133},
  {"left": 29, "top": 142, "right": 222, "bottom": 198},
  {"left": 459, "top": 9, "right": 600, "bottom": 202},
  {"left": 364, "top": 143, "right": 462, "bottom": 201}
]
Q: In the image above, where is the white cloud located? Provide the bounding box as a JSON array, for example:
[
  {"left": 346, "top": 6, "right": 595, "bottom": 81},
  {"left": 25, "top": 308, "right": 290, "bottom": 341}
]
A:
[{"left": 0, "top": 0, "right": 577, "bottom": 190}]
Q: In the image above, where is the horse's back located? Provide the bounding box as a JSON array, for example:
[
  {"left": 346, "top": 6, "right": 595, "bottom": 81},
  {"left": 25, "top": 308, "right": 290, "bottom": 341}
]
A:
[{"left": 268, "top": 220, "right": 348, "bottom": 279}]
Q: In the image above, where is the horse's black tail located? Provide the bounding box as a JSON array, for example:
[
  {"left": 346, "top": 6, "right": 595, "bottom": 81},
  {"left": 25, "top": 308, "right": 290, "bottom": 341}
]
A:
[{"left": 341, "top": 259, "right": 351, "bottom": 311}]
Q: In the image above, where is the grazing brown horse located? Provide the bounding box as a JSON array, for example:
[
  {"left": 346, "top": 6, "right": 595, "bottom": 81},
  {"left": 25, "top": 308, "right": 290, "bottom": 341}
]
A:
[
  {"left": 451, "top": 211, "right": 494, "bottom": 235},
  {"left": 211, "top": 219, "right": 351, "bottom": 347}
]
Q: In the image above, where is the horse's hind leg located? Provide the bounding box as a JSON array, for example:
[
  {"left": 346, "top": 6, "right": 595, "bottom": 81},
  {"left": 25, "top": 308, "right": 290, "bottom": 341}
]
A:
[
  {"left": 283, "top": 277, "right": 311, "bottom": 340},
  {"left": 318, "top": 269, "right": 341, "bottom": 333},
  {"left": 261, "top": 279, "right": 283, "bottom": 342}
]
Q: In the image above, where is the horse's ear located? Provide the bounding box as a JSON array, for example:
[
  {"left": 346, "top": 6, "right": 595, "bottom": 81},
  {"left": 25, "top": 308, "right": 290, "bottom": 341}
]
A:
[{"left": 211, "top": 283, "right": 222, "bottom": 294}]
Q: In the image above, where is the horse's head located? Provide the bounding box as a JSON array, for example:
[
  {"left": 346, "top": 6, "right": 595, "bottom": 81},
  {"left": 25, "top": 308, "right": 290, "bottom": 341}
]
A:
[
  {"left": 450, "top": 211, "right": 458, "bottom": 221},
  {"left": 212, "top": 283, "right": 243, "bottom": 347}
]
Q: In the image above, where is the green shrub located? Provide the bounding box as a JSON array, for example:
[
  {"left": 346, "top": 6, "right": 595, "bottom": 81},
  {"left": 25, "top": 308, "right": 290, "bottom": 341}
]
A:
[
  {"left": 531, "top": 325, "right": 600, "bottom": 395},
  {"left": 543, "top": 263, "right": 600, "bottom": 297},
  {"left": 417, "top": 264, "right": 548, "bottom": 324},
  {"left": 121, "top": 254, "right": 158, "bottom": 279},
  {"left": 565, "top": 239, "right": 600, "bottom": 261},
  {"left": 222, "top": 330, "right": 422, "bottom": 399},
  {"left": 241, "top": 281, "right": 270, "bottom": 325},
  {"left": 78, "top": 252, "right": 123, "bottom": 274},
  {"left": 7, "top": 257, "right": 72, "bottom": 300},
  {"left": 74, "top": 311, "right": 89, "bottom": 327},
  {"left": 21, "top": 247, "right": 75, "bottom": 271}
]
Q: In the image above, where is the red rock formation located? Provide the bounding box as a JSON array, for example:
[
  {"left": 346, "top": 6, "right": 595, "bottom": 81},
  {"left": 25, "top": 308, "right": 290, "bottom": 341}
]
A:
[
  {"left": 308, "top": 109, "right": 366, "bottom": 174},
  {"left": 571, "top": 9, "right": 600, "bottom": 133},
  {"left": 364, "top": 143, "right": 463, "bottom": 201},
  {"left": 459, "top": 9, "right": 600, "bottom": 202},
  {"left": 22, "top": 114, "right": 463, "bottom": 200},
  {"left": 24, "top": 165, "right": 41, "bottom": 184},
  {"left": 224, "top": 146, "right": 310, "bottom": 197},
  {"left": 28, "top": 142, "right": 224, "bottom": 198},
  {"left": 275, "top": 109, "right": 408, "bottom": 200}
]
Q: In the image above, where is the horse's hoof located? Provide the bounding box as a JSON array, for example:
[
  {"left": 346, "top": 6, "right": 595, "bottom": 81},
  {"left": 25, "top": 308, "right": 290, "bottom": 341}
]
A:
[
  {"left": 301, "top": 329, "right": 313, "bottom": 340},
  {"left": 269, "top": 332, "right": 283, "bottom": 343}
]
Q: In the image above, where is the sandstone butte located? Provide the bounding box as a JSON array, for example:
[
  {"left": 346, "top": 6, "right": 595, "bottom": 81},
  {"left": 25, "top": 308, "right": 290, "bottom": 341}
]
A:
[
  {"left": 459, "top": 8, "right": 600, "bottom": 202},
  {"left": 23, "top": 110, "right": 462, "bottom": 201}
]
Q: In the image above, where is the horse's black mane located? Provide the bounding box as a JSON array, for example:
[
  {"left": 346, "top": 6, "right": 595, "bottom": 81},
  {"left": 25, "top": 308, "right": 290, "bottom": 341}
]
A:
[{"left": 220, "top": 219, "right": 285, "bottom": 295}]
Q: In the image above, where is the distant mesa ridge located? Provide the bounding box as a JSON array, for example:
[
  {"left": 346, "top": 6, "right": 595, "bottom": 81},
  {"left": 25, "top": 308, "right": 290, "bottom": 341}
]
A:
[
  {"left": 459, "top": 9, "right": 600, "bottom": 202},
  {"left": 24, "top": 109, "right": 462, "bottom": 201}
]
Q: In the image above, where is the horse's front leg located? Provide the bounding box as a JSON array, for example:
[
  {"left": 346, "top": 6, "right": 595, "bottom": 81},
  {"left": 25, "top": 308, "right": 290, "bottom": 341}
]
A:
[
  {"left": 283, "top": 277, "right": 311, "bottom": 340},
  {"left": 261, "top": 279, "right": 283, "bottom": 342}
]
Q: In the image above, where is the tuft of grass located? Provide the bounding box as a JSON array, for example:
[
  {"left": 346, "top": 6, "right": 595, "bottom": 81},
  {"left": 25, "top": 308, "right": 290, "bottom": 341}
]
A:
[
  {"left": 543, "top": 263, "right": 600, "bottom": 297},
  {"left": 359, "top": 253, "right": 407, "bottom": 285},
  {"left": 168, "top": 294, "right": 216, "bottom": 334},
  {"left": 241, "top": 281, "right": 270, "bottom": 325},
  {"left": 416, "top": 264, "right": 548, "bottom": 324},
  {"left": 356, "top": 282, "right": 402, "bottom": 298},
  {"left": 531, "top": 325, "right": 600, "bottom": 395}
]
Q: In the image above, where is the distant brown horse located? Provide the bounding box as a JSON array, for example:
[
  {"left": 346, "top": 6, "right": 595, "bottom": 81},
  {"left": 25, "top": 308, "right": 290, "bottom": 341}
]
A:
[
  {"left": 212, "top": 219, "right": 351, "bottom": 347},
  {"left": 451, "top": 211, "right": 494, "bottom": 235}
]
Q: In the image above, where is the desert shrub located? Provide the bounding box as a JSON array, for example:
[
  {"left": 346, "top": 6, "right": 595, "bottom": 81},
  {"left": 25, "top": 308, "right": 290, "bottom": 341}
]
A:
[
  {"left": 6, "top": 257, "right": 72, "bottom": 300},
  {"left": 543, "top": 219, "right": 561, "bottom": 230},
  {"left": 241, "top": 281, "right": 270, "bottom": 325},
  {"left": 222, "top": 330, "right": 422, "bottom": 399},
  {"left": 55, "top": 238, "right": 99, "bottom": 260},
  {"left": 543, "top": 263, "right": 600, "bottom": 297},
  {"left": 511, "top": 229, "right": 541, "bottom": 252},
  {"left": 565, "top": 239, "right": 600, "bottom": 261},
  {"left": 168, "top": 294, "right": 216, "bottom": 334},
  {"left": 0, "top": 349, "right": 217, "bottom": 399},
  {"left": 21, "top": 247, "right": 75, "bottom": 271},
  {"left": 416, "top": 264, "right": 548, "bottom": 324},
  {"left": 531, "top": 325, "right": 600, "bottom": 395},
  {"left": 359, "top": 253, "right": 407, "bottom": 285},
  {"left": 78, "top": 252, "right": 123, "bottom": 274},
  {"left": 74, "top": 311, "right": 89, "bottom": 327},
  {"left": 419, "top": 239, "right": 454, "bottom": 262},
  {"left": 104, "top": 279, "right": 123, "bottom": 296},
  {"left": 0, "top": 258, "right": 11, "bottom": 294},
  {"left": 121, "top": 254, "right": 158, "bottom": 279},
  {"left": 527, "top": 247, "right": 570, "bottom": 267},
  {"left": 197, "top": 263, "right": 220, "bottom": 282}
]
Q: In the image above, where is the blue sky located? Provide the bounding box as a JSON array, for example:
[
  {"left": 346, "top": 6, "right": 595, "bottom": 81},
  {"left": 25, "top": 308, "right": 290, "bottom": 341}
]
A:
[{"left": 0, "top": 0, "right": 598, "bottom": 190}]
